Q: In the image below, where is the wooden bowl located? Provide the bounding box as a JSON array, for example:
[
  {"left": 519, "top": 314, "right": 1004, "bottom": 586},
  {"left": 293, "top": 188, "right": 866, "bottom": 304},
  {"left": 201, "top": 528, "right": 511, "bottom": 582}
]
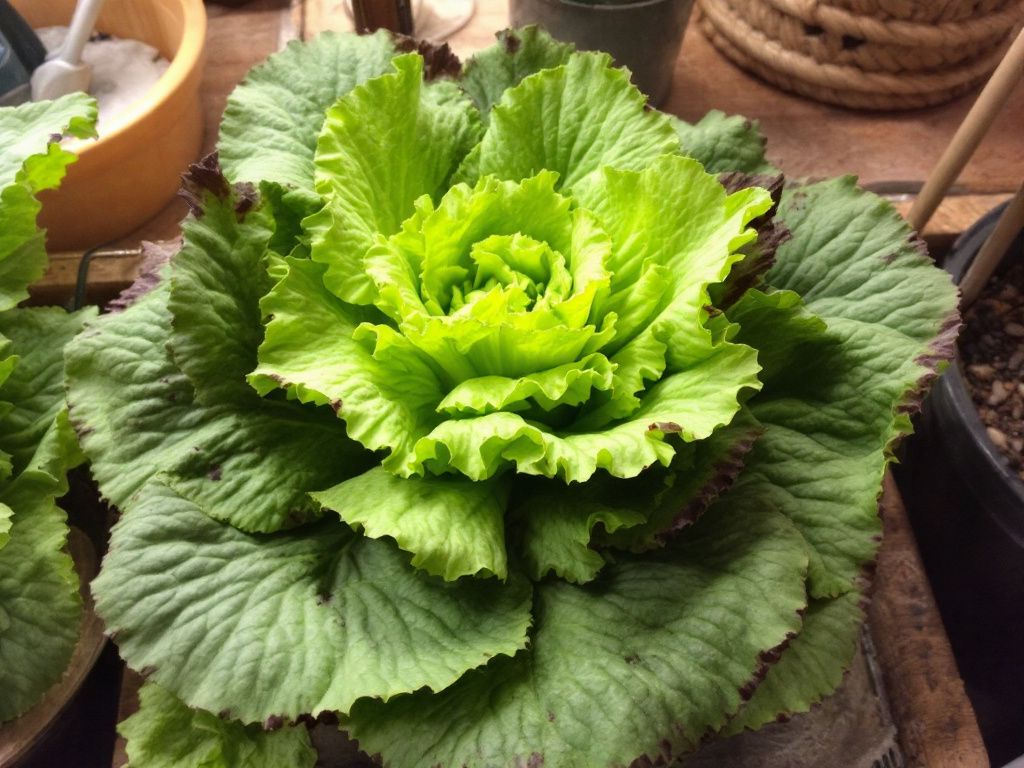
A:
[{"left": 11, "top": 0, "right": 206, "bottom": 251}]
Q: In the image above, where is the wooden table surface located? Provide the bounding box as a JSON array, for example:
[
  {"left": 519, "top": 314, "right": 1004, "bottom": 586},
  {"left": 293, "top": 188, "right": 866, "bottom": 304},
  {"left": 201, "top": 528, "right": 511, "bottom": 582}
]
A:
[{"left": 26, "top": 1, "right": 1002, "bottom": 766}]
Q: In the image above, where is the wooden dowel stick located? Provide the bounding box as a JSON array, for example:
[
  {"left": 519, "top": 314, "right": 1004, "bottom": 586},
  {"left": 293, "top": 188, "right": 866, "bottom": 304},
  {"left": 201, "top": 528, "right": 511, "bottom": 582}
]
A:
[
  {"left": 908, "top": 28, "right": 1024, "bottom": 234},
  {"left": 961, "top": 182, "right": 1024, "bottom": 308}
]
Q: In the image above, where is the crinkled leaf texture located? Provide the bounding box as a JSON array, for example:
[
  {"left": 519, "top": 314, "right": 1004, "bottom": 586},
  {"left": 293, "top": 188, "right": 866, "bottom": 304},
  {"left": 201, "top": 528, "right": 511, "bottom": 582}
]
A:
[
  {"left": 0, "top": 306, "right": 93, "bottom": 722},
  {"left": 347, "top": 500, "right": 809, "bottom": 767},
  {"left": 253, "top": 51, "right": 771, "bottom": 495},
  {"left": 312, "top": 468, "right": 510, "bottom": 581},
  {"left": 674, "top": 111, "right": 776, "bottom": 175},
  {"left": 67, "top": 27, "right": 960, "bottom": 768},
  {"left": 66, "top": 188, "right": 370, "bottom": 534},
  {"left": 93, "top": 480, "right": 533, "bottom": 724},
  {"left": 218, "top": 30, "right": 397, "bottom": 195},
  {"left": 460, "top": 27, "right": 574, "bottom": 122},
  {"left": 343, "top": 178, "right": 956, "bottom": 763},
  {"left": 120, "top": 682, "right": 316, "bottom": 768},
  {"left": 0, "top": 94, "right": 96, "bottom": 310},
  {"left": 738, "top": 177, "right": 959, "bottom": 600}
]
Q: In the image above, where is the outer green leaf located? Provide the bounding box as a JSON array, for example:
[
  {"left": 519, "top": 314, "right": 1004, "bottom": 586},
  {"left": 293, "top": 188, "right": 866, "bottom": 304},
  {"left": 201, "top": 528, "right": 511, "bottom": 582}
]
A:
[
  {"left": 312, "top": 468, "right": 510, "bottom": 580},
  {"left": 723, "top": 592, "right": 863, "bottom": 735},
  {"left": 93, "top": 481, "right": 533, "bottom": 723},
  {"left": 0, "top": 306, "right": 90, "bottom": 553},
  {"left": 168, "top": 181, "right": 274, "bottom": 405},
  {"left": 218, "top": 31, "right": 397, "bottom": 193},
  {"left": 308, "top": 54, "right": 482, "bottom": 304},
  {"left": 468, "top": 52, "right": 680, "bottom": 196},
  {"left": 673, "top": 111, "right": 776, "bottom": 175},
  {"left": 460, "top": 27, "right": 574, "bottom": 122},
  {"left": 737, "top": 177, "right": 959, "bottom": 598},
  {"left": 0, "top": 93, "right": 96, "bottom": 310},
  {"left": 0, "top": 306, "right": 95, "bottom": 475},
  {"left": 0, "top": 415, "right": 83, "bottom": 723},
  {"left": 0, "top": 93, "right": 96, "bottom": 185},
  {"left": 121, "top": 683, "right": 316, "bottom": 768},
  {"left": 346, "top": 498, "right": 809, "bottom": 768},
  {"left": 66, "top": 282, "right": 368, "bottom": 533}
]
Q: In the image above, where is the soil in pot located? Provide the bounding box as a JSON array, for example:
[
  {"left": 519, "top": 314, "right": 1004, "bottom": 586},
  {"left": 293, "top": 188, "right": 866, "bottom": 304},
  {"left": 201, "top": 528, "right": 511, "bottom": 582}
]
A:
[{"left": 960, "top": 260, "right": 1024, "bottom": 482}]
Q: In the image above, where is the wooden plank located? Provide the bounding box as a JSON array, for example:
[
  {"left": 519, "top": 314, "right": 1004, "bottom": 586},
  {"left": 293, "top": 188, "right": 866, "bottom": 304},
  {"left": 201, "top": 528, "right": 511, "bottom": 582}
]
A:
[{"left": 869, "top": 475, "right": 988, "bottom": 768}]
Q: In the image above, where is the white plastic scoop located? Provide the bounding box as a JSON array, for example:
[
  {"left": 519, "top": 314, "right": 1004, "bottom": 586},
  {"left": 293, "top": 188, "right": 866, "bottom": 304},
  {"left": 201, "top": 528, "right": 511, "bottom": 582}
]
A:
[{"left": 30, "top": 0, "right": 107, "bottom": 101}]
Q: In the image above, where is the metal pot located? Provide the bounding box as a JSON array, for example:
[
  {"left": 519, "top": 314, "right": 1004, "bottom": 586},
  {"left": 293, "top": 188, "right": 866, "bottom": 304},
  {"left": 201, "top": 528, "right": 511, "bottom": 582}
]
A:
[{"left": 509, "top": 0, "right": 695, "bottom": 106}]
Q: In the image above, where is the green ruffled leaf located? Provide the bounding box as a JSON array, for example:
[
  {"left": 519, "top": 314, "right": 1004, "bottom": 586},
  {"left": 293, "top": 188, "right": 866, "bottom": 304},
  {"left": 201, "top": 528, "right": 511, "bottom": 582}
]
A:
[
  {"left": 510, "top": 407, "right": 761, "bottom": 583},
  {"left": 513, "top": 488, "right": 646, "bottom": 584},
  {"left": 736, "top": 177, "right": 959, "bottom": 598},
  {"left": 0, "top": 307, "right": 95, "bottom": 475},
  {"left": 93, "top": 481, "right": 533, "bottom": 723},
  {"left": 673, "top": 111, "right": 776, "bottom": 175},
  {"left": 460, "top": 27, "right": 574, "bottom": 122},
  {"left": 0, "top": 305, "right": 91, "bottom": 555},
  {"left": 250, "top": 257, "right": 445, "bottom": 478},
  {"left": 218, "top": 31, "right": 397, "bottom": 194},
  {"left": 346, "top": 498, "right": 809, "bottom": 767},
  {"left": 168, "top": 179, "right": 274, "bottom": 405},
  {"left": 66, "top": 282, "right": 368, "bottom": 533},
  {"left": 573, "top": 155, "right": 772, "bottom": 429},
  {"left": 725, "top": 288, "right": 828, "bottom": 383},
  {"left": 308, "top": 54, "right": 482, "bottom": 304},
  {"left": 121, "top": 682, "right": 316, "bottom": 768},
  {"left": 312, "top": 468, "right": 510, "bottom": 581},
  {"left": 0, "top": 93, "right": 96, "bottom": 310},
  {"left": 436, "top": 354, "right": 616, "bottom": 417},
  {"left": 466, "top": 52, "right": 680, "bottom": 196},
  {"left": 409, "top": 341, "right": 761, "bottom": 482},
  {"left": 723, "top": 592, "right": 863, "bottom": 735},
  {"left": 0, "top": 414, "right": 84, "bottom": 723},
  {"left": 596, "top": 407, "right": 763, "bottom": 552}
]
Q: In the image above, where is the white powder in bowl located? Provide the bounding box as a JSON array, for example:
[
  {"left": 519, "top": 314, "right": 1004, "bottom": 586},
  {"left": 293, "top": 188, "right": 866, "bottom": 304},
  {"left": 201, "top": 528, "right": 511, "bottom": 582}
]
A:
[{"left": 36, "top": 26, "right": 170, "bottom": 136}]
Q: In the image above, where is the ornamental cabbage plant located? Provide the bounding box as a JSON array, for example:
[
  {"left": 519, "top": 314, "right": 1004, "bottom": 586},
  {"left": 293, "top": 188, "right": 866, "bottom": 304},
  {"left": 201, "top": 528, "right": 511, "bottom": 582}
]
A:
[
  {"left": 0, "top": 93, "right": 97, "bottom": 723},
  {"left": 66, "top": 29, "right": 958, "bottom": 766}
]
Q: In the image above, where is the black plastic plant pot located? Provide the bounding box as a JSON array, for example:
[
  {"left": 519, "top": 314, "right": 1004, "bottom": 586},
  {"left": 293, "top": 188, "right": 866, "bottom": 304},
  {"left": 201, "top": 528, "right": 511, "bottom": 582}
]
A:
[
  {"left": 901, "top": 201, "right": 1024, "bottom": 765},
  {"left": 509, "top": 0, "right": 695, "bottom": 106},
  {"left": 929, "top": 202, "right": 1024, "bottom": 542}
]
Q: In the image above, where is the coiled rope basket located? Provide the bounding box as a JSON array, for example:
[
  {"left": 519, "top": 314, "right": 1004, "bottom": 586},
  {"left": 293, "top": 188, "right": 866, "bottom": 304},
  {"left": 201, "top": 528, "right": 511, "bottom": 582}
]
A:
[{"left": 698, "top": 0, "right": 1024, "bottom": 109}]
